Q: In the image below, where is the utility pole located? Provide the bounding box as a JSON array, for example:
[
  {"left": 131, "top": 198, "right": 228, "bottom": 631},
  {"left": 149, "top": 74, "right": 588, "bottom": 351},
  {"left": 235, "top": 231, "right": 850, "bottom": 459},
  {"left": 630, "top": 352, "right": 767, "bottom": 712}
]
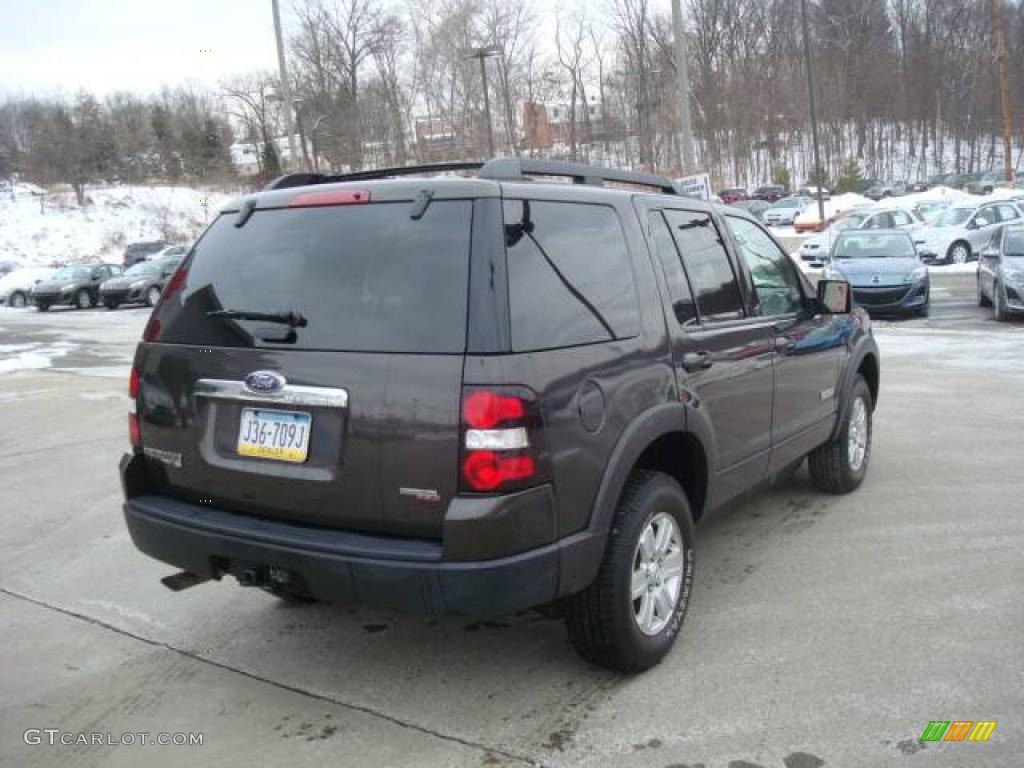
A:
[
  {"left": 271, "top": 0, "right": 297, "bottom": 171},
  {"left": 800, "top": 0, "right": 825, "bottom": 226},
  {"left": 464, "top": 46, "right": 500, "bottom": 158},
  {"left": 991, "top": 0, "right": 1014, "bottom": 184},
  {"left": 671, "top": 0, "right": 696, "bottom": 175}
]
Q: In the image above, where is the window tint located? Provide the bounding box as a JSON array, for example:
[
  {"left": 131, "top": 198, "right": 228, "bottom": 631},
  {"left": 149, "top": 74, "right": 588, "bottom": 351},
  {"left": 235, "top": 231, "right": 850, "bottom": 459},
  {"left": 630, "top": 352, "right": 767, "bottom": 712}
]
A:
[
  {"left": 505, "top": 200, "right": 640, "bottom": 351},
  {"left": 664, "top": 209, "right": 744, "bottom": 321},
  {"left": 648, "top": 212, "right": 697, "bottom": 326},
  {"left": 159, "top": 202, "right": 472, "bottom": 353},
  {"left": 726, "top": 216, "right": 804, "bottom": 316}
]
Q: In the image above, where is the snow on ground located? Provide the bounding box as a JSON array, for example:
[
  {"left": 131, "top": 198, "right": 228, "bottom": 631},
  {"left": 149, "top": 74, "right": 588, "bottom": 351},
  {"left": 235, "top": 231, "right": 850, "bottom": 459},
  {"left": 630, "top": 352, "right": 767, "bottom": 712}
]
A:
[{"left": 0, "top": 183, "right": 239, "bottom": 267}]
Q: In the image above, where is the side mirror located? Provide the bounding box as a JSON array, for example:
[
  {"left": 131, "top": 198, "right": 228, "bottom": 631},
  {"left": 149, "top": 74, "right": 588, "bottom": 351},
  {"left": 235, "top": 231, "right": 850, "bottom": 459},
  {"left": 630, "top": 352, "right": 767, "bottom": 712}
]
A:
[{"left": 817, "top": 279, "right": 852, "bottom": 314}]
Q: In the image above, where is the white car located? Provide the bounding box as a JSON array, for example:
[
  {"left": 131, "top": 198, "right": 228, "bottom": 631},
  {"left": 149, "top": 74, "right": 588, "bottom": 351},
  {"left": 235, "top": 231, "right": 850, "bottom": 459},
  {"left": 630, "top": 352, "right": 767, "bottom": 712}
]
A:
[
  {"left": 798, "top": 207, "right": 922, "bottom": 262},
  {"left": 0, "top": 267, "right": 55, "bottom": 307},
  {"left": 763, "top": 196, "right": 812, "bottom": 226},
  {"left": 914, "top": 201, "right": 1022, "bottom": 264}
]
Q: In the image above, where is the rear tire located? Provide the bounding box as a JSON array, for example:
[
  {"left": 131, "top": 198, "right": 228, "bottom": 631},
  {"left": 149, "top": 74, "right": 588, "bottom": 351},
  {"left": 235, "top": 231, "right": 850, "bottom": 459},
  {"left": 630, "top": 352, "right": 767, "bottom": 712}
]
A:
[
  {"left": 565, "top": 471, "right": 694, "bottom": 673},
  {"left": 9, "top": 291, "right": 27, "bottom": 308},
  {"left": 145, "top": 286, "right": 161, "bottom": 307},
  {"left": 809, "top": 376, "right": 873, "bottom": 494},
  {"left": 36, "top": 302, "right": 49, "bottom": 312}
]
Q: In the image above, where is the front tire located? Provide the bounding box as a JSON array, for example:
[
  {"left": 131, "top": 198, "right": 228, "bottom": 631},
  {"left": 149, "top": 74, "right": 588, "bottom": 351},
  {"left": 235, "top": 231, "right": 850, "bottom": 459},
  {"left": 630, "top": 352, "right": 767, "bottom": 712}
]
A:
[
  {"left": 75, "top": 288, "right": 93, "bottom": 309},
  {"left": 948, "top": 242, "right": 970, "bottom": 265},
  {"left": 9, "top": 291, "right": 27, "bottom": 308},
  {"left": 36, "top": 302, "right": 49, "bottom": 312},
  {"left": 978, "top": 278, "right": 991, "bottom": 307},
  {"left": 809, "top": 376, "right": 873, "bottom": 494},
  {"left": 565, "top": 471, "right": 694, "bottom": 673},
  {"left": 994, "top": 282, "right": 1008, "bottom": 321},
  {"left": 145, "top": 286, "right": 161, "bottom": 307}
]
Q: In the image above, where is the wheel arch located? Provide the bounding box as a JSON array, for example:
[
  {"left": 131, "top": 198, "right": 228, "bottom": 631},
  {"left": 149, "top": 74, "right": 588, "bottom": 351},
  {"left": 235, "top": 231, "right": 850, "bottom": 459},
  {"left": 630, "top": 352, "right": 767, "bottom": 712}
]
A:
[{"left": 830, "top": 336, "right": 880, "bottom": 442}]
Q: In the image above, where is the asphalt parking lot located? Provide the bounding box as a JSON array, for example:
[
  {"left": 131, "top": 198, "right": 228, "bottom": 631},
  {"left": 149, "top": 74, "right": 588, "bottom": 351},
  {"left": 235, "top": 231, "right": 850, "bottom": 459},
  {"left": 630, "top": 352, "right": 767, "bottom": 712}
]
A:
[{"left": 1, "top": 273, "right": 1022, "bottom": 767}]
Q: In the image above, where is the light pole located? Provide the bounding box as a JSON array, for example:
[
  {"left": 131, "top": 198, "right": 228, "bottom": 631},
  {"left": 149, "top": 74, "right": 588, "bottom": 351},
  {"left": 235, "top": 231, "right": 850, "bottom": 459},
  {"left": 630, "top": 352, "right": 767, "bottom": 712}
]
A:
[
  {"left": 800, "top": 0, "right": 825, "bottom": 225},
  {"left": 463, "top": 45, "right": 501, "bottom": 158},
  {"left": 671, "top": 0, "right": 696, "bottom": 175},
  {"left": 271, "top": 0, "right": 297, "bottom": 171}
]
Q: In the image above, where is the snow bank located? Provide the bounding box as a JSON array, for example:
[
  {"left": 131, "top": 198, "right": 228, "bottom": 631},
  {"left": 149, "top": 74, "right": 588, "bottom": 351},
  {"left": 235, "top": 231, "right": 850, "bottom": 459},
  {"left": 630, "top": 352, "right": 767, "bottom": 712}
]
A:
[
  {"left": 871, "top": 185, "right": 970, "bottom": 210},
  {"left": 0, "top": 183, "right": 237, "bottom": 267},
  {"left": 794, "top": 192, "right": 873, "bottom": 229}
]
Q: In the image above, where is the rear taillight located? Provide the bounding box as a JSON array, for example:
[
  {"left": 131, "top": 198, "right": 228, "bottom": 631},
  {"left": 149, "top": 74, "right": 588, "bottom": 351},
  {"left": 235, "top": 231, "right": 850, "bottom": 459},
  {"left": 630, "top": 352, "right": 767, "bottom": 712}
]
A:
[
  {"left": 460, "top": 387, "right": 545, "bottom": 493},
  {"left": 128, "top": 365, "right": 141, "bottom": 448}
]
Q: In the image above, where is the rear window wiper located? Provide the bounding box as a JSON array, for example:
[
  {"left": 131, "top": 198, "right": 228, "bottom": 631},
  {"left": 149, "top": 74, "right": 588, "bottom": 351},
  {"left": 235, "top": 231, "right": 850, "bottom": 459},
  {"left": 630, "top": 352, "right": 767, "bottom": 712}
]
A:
[{"left": 207, "top": 309, "right": 308, "bottom": 327}]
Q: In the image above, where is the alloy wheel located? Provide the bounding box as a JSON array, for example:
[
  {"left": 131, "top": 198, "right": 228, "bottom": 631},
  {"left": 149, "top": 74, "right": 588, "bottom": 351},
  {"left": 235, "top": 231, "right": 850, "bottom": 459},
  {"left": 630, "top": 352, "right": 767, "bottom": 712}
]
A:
[
  {"left": 631, "top": 512, "right": 684, "bottom": 636},
  {"left": 847, "top": 396, "right": 869, "bottom": 472}
]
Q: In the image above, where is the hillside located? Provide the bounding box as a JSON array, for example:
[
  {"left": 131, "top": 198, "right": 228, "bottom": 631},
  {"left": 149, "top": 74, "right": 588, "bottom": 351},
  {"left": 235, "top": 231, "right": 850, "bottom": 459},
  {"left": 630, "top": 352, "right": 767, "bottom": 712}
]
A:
[{"left": 0, "top": 183, "right": 239, "bottom": 267}]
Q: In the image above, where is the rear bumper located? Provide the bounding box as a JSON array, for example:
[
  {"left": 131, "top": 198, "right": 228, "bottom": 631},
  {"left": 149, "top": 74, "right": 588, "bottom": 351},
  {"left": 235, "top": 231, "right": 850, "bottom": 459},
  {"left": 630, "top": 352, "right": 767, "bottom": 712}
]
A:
[{"left": 121, "top": 454, "right": 602, "bottom": 616}]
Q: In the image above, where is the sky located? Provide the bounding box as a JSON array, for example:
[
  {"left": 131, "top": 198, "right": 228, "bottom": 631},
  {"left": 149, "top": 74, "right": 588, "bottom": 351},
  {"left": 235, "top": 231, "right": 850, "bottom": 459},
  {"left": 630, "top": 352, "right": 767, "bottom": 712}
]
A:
[
  {"left": 0, "top": 0, "right": 676, "bottom": 100},
  {"left": 0, "top": 0, "right": 285, "bottom": 97}
]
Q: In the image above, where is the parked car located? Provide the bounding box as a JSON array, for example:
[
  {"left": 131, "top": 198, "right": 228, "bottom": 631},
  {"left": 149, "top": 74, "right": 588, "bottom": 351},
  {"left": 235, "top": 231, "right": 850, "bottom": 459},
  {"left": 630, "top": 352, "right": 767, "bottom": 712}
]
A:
[
  {"left": 966, "top": 171, "right": 1014, "bottom": 196},
  {"left": 824, "top": 229, "right": 930, "bottom": 316},
  {"left": 864, "top": 180, "right": 909, "bottom": 200},
  {"left": 30, "top": 264, "right": 123, "bottom": 310},
  {"left": 799, "top": 207, "right": 922, "bottom": 262},
  {"left": 123, "top": 240, "right": 171, "bottom": 267},
  {"left": 797, "top": 185, "right": 831, "bottom": 200},
  {"left": 914, "top": 200, "right": 1022, "bottom": 264},
  {"left": 0, "top": 266, "right": 55, "bottom": 307},
  {"left": 717, "top": 187, "right": 748, "bottom": 204},
  {"left": 911, "top": 200, "right": 953, "bottom": 223},
  {"left": 977, "top": 224, "right": 1024, "bottom": 320},
  {"left": 729, "top": 199, "right": 771, "bottom": 221},
  {"left": 763, "top": 195, "right": 812, "bottom": 226},
  {"left": 99, "top": 256, "right": 182, "bottom": 309},
  {"left": 119, "top": 159, "right": 879, "bottom": 673},
  {"left": 752, "top": 184, "right": 787, "bottom": 203}
]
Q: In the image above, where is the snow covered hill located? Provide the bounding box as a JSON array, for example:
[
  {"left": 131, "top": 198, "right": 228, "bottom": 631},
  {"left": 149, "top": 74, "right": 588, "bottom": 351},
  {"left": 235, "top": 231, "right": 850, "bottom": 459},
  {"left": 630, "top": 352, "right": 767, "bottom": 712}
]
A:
[{"left": 0, "top": 183, "right": 239, "bottom": 267}]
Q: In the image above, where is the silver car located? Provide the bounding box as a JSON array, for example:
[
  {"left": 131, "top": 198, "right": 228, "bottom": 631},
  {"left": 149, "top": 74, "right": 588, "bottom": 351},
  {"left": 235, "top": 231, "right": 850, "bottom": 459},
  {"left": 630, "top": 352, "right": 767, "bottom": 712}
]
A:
[
  {"left": 977, "top": 224, "right": 1024, "bottom": 320},
  {"left": 914, "top": 201, "right": 1022, "bottom": 264}
]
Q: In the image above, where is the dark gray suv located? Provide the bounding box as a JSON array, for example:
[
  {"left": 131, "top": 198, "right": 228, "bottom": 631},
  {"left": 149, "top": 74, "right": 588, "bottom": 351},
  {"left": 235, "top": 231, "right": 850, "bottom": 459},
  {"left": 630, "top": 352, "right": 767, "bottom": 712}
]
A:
[{"left": 120, "top": 159, "right": 880, "bottom": 672}]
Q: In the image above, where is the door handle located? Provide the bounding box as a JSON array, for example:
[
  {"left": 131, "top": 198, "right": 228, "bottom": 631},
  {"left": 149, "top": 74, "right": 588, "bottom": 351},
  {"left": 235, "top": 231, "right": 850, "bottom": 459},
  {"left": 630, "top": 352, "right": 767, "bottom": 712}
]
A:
[{"left": 682, "top": 351, "right": 713, "bottom": 372}]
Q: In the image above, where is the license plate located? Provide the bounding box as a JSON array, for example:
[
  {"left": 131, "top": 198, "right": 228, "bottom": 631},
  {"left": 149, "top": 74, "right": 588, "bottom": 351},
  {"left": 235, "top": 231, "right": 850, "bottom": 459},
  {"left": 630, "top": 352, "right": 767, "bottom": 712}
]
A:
[{"left": 237, "top": 408, "right": 311, "bottom": 463}]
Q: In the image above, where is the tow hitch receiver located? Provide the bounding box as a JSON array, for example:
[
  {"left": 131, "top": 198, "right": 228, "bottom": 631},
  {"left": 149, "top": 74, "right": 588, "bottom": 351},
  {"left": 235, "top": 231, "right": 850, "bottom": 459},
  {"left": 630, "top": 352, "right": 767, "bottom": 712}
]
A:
[{"left": 160, "top": 571, "right": 210, "bottom": 592}]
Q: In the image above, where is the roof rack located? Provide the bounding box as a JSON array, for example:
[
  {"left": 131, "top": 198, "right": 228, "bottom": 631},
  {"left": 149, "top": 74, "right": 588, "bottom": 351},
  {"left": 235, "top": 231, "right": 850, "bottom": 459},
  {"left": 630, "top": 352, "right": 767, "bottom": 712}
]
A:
[{"left": 265, "top": 158, "right": 682, "bottom": 195}]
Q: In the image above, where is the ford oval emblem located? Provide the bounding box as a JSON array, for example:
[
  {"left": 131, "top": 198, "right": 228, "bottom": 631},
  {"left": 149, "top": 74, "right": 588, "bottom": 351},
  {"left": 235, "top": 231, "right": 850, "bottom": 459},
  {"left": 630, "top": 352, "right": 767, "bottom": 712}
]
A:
[{"left": 244, "top": 370, "right": 286, "bottom": 394}]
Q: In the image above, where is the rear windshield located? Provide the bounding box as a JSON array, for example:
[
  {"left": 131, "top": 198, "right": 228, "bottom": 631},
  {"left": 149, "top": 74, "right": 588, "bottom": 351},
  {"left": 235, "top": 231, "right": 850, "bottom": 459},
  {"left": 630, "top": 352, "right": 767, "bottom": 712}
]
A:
[{"left": 156, "top": 201, "right": 472, "bottom": 353}]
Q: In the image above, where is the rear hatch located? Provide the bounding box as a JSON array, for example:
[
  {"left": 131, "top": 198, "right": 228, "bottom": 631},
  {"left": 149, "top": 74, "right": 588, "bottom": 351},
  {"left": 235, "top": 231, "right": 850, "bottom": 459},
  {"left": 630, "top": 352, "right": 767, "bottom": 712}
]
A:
[{"left": 135, "top": 183, "right": 487, "bottom": 539}]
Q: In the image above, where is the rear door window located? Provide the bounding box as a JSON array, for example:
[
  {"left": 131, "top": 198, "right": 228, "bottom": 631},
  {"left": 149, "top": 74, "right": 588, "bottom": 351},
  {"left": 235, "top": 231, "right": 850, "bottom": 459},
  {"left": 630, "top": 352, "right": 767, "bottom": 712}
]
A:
[
  {"left": 663, "top": 209, "right": 745, "bottom": 322},
  {"left": 158, "top": 201, "right": 472, "bottom": 353},
  {"left": 504, "top": 200, "right": 640, "bottom": 351},
  {"left": 648, "top": 211, "right": 697, "bottom": 326}
]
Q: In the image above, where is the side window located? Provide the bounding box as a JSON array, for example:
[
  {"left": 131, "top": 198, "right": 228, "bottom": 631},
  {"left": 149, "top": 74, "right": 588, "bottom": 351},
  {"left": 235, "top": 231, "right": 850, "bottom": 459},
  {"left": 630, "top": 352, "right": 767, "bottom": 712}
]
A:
[
  {"left": 975, "top": 207, "right": 995, "bottom": 227},
  {"left": 891, "top": 210, "right": 913, "bottom": 227},
  {"left": 725, "top": 216, "right": 804, "bottom": 317},
  {"left": 663, "top": 209, "right": 744, "bottom": 322},
  {"left": 504, "top": 200, "right": 640, "bottom": 351},
  {"left": 996, "top": 204, "right": 1020, "bottom": 223},
  {"left": 647, "top": 212, "right": 697, "bottom": 326}
]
